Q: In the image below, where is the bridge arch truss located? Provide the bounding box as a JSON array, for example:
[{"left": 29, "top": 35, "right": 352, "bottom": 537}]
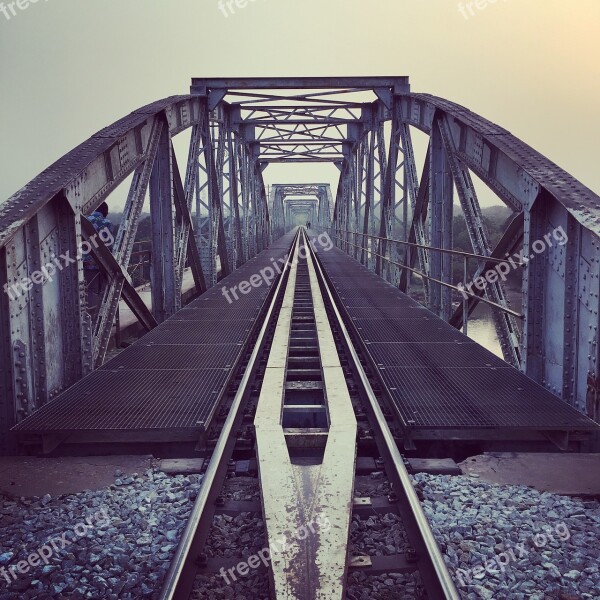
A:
[{"left": 0, "top": 77, "right": 598, "bottom": 452}]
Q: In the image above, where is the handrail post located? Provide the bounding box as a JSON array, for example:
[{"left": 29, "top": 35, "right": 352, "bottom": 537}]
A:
[{"left": 462, "top": 255, "right": 468, "bottom": 335}]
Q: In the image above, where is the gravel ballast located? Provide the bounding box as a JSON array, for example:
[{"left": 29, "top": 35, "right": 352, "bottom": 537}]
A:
[
  {"left": 2, "top": 467, "right": 599, "bottom": 599},
  {"left": 0, "top": 468, "right": 200, "bottom": 599},
  {"left": 412, "top": 473, "right": 600, "bottom": 600}
]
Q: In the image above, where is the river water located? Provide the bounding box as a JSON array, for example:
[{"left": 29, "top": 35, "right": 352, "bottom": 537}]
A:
[
  {"left": 465, "top": 306, "right": 504, "bottom": 357},
  {"left": 463, "top": 286, "right": 522, "bottom": 359}
]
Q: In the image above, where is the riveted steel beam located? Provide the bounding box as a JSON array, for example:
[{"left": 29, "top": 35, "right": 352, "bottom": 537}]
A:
[
  {"left": 81, "top": 218, "right": 157, "bottom": 333},
  {"left": 437, "top": 114, "right": 521, "bottom": 366}
]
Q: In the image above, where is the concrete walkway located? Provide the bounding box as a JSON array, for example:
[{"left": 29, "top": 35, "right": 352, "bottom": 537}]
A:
[
  {"left": 0, "top": 456, "right": 153, "bottom": 497},
  {"left": 460, "top": 453, "right": 600, "bottom": 496}
]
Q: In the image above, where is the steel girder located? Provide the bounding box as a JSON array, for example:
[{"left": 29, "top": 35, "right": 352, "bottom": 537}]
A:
[
  {"left": 0, "top": 93, "right": 271, "bottom": 446},
  {"left": 1, "top": 77, "right": 599, "bottom": 452},
  {"left": 398, "top": 124, "right": 431, "bottom": 301},
  {"left": 149, "top": 117, "right": 178, "bottom": 322},
  {"left": 91, "top": 118, "right": 163, "bottom": 364},
  {"left": 399, "top": 93, "right": 599, "bottom": 415},
  {"left": 270, "top": 186, "right": 286, "bottom": 240},
  {"left": 436, "top": 114, "right": 521, "bottom": 366},
  {"left": 429, "top": 116, "right": 454, "bottom": 321},
  {"left": 317, "top": 185, "right": 334, "bottom": 231},
  {"left": 0, "top": 97, "right": 205, "bottom": 449},
  {"left": 376, "top": 98, "right": 406, "bottom": 286}
]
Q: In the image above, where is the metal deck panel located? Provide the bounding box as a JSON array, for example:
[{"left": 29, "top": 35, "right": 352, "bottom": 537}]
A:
[
  {"left": 170, "top": 308, "right": 258, "bottom": 321},
  {"left": 13, "top": 231, "right": 297, "bottom": 436},
  {"left": 139, "top": 320, "right": 253, "bottom": 345},
  {"left": 99, "top": 344, "right": 241, "bottom": 371},
  {"left": 366, "top": 341, "right": 508, "bottom": 369},
  {"left": 357, "top": 318, "right": 464, "bottom": 344},
  {"left": 318, "top": 246, "right": 599, "bottom": 433},
  {"left": 380, "top": 367, "right": 595, "bottom": 430},
  {"left": 13, "top": 369, "right": 231, "bottom": 431},
  {"left": 346, "top": 306, "right": 431, "bottom": 319}
]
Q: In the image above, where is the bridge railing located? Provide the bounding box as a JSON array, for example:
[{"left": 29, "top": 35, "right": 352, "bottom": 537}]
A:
[
  {"left": 329, "top": 92, "right": 599, "bottom": 419},
  {"left": 330, "top": 227, "right": 525, "bottom": 334}
]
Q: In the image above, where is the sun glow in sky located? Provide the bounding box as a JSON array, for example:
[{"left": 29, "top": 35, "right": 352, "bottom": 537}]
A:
[{"left": 0, "top": 0, "right": 598, "bottom": 207}]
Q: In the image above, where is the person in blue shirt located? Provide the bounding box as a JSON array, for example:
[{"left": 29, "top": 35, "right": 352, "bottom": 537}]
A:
[{"left": 84, "top": 202, "right": 113, "bottom": 321}]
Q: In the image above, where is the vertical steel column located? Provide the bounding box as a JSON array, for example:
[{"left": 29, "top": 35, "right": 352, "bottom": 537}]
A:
[
  {"left": 171, "top": 145, "right": 207, "bottom": 299},
  {"left": 220, "top": 110, "right": 235, "bottom": 272},
  {"left": 347, "top": 123, "right": 363, "bottom": 261},
  {"left": 361, "top": 117, "right": 376, "bottom": 269},
  {"left": 523, "top": 192, "right": 599, "bottom": 416},
  {"left": 579, "top": 227, "right": 600, "bottom": 419},
  {"left": 57, "top": 197, "right": 92, "bottom": 383},
  {"left": 0, "top": 245, "right": 15, "bottom": 453},
  {"left": 367, "top": 113, "right": 386, "bottom": 272},
  {"left": 437, "top": 115, "right": 521, "bottom": 366},
  {"left": 271, "top": 186, "right": 285, "bottom": 238},
  {"left": 253, "top": 164, "right": 270, "bottom": 253},
  {"left": 562, "top": 213, "right": 581, "bottom": 408},
  {"left": 429, "top": 118, "right": 454, "bottom": 320},
  {"left": 149, "top": 119, "right": 178, "bottom": 322},
  {"left": 24, "top": 214, "right": 47, "bottom": 411},
  {"left": 399, "top": 122, "right": 430, "bottom": 300},
  {"left": 176, "top": 123, "right": 204, "bottom": 285},
  {"left": 226, "top": 120, "right": 244, "bottom": 268},
  {"left": 199, "top": 101, "right": 230, "bottom": 285},
  {"left": 317, "top": 185, "right": 332, "bottom": 231},
  {"left": 195, "top": 104, "right": 215, "bottom": 286},
  {"left": 522, "top": 194, "right": 547, "bottom": 384},
  {"left": 377, "top": 98, "right": 402, "bottom": 285},
  {"left": 213, "top": 108, "right": 231, "bottom": 278},
  {"left": 93, "top": 120, "right": 163, "bottom": 366}
]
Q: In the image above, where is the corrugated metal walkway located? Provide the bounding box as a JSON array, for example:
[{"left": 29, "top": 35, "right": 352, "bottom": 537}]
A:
[
  {"left": 317, "top": 246, "right": 598, "bottom": 437},
  {"left": 13, "top": 231, "right": 297, "bottom": 447}
]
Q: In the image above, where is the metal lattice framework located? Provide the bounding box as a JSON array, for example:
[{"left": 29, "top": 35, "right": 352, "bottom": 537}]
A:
[{"left": 0, "top": 77, "right": 599, "bottom": 453}]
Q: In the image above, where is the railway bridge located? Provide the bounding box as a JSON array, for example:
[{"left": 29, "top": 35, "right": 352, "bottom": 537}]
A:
[{"left": 0, "top": 77, "right": 599, "bottom": 599}]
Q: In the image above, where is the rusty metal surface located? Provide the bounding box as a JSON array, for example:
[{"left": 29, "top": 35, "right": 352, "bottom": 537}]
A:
[{"left": 318, "top": 246, "right": 599, "bottom": 432}]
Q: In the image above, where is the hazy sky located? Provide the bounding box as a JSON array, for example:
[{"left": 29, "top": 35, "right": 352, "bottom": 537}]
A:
[{"left": 1, "top": 0, "right": 599, "bottom": 210}]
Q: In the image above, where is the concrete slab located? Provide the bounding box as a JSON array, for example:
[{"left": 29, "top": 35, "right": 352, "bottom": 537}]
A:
[
  {"left": 460, "top": 453, "right": 600, "bottom": 496},
  {"left": 255, "top": 238, "right": 357, "bottom": 600},
  {"left": 407, "top": 458, "right": 461, "bottom": 475},
  {"left": 0, "top": 455, "right": 153, "bottom": 498},
  {"left": 159, "top": 458, "right": 205, "bottom": 475}
]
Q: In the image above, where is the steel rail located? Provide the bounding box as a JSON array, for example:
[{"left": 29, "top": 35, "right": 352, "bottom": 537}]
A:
[
  {"left": 158, "top": 231, "right": 300, "bottom": 600},
  {"left": 309, "top": 242, "right": 461, "bottom": 600}
]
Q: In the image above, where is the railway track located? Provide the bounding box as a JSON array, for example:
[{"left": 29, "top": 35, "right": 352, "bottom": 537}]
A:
[{"left": 159, "top": 229, "right": 459, "bottom": 600}]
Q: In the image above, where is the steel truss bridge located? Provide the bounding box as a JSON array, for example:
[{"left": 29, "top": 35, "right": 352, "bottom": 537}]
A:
[{"left": 0, "top": 77, "right": 599, "bottom": 454}]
